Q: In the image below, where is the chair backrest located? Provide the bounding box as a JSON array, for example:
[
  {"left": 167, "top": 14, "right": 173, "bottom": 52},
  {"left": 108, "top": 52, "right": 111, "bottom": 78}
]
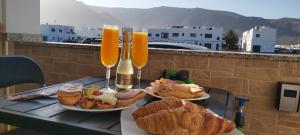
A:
[
  {"left": 0, "top": 55, "right": 45, "bottom": 88},
  {"left": 206, "top": 88, "right": 235, "bottom": 120}
]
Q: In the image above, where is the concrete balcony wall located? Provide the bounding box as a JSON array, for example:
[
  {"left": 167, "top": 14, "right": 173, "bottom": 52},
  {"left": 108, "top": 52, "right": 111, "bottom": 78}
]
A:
[{"left": 3, "top": 41, "right": 300, "bottom": 135}]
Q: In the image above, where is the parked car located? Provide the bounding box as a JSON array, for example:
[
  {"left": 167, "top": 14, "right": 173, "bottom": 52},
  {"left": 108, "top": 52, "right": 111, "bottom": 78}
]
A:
[
  {"left": 148, "top": 42, "right": 209, "bottom": 50},
  {"left": 292, "top": 49, "right": 300, "bottom": 54},
  {"left": 81, "top": 38, "right": 102, "bottom": 44},
  {"left": 63, "top": 39, "right": 79, "bottom": 43},
  {"left": 275, "top": 47, "right": 291, "bottom": 54}
]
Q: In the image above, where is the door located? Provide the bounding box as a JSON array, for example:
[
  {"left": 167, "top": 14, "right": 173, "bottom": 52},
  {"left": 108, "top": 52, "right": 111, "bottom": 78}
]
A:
[{"left": 252, "top": 45, "right": 261, "bottom": 52}]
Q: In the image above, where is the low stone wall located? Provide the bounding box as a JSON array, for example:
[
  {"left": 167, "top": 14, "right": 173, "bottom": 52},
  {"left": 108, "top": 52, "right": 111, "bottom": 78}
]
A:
[{"left": 6, "top": 41, "right": 300, "bottom": 135}]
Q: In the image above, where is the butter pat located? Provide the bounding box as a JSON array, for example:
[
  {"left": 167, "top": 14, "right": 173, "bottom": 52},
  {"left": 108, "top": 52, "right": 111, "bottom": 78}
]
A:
[{"left": 95, "top": 91, "right": 118, "bottom": 105}]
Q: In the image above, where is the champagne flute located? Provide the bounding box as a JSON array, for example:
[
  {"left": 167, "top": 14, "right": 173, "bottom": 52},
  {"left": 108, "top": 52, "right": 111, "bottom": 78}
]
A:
[
  {"left": 100, "top": 25, "right": 119, "bottom": 91},
  {"left": 132, "top": 30, "right": 148, "bottom": 89}
]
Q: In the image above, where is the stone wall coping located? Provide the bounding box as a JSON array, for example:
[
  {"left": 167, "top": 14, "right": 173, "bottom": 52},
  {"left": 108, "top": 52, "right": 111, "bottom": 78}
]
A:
[{"left": 11, "top": 41, "right": 300, "bottom": 62}]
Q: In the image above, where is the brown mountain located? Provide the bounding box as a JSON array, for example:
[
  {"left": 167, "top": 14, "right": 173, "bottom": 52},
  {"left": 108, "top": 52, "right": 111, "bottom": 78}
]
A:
[{"left": 41, "top": 0, "right": 300, "bottom": 44}]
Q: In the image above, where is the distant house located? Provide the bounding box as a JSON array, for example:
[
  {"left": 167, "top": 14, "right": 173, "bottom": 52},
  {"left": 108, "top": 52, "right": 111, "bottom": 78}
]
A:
[
  {"left": 75, "top": 27, "right": 102, "bottom": 39},
  {"left": 148, "top": 26, "right": 224, "bottom": 51},
  {"left": 40, "top": 23, "right": 80, "bottom": 42},
  {"left": 242, "top": 26, "right": 277, "bottom": 53}
]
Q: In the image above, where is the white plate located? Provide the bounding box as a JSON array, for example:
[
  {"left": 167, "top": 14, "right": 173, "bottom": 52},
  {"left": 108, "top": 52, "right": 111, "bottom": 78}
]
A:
[
  {"left": 59, "top": 104, "right": 134, "bottom": 113},
  {"left": 142, "top": 88, "right": 210, "bottom": 101},
  {"left": 121, "top": 106, "right": 244, "bottom": 135}
]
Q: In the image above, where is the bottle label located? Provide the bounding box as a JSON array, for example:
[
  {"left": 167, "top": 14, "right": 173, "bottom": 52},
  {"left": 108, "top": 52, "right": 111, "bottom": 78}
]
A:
[{"left": 116, "top": 73, "right": 133, "bottom": 85}]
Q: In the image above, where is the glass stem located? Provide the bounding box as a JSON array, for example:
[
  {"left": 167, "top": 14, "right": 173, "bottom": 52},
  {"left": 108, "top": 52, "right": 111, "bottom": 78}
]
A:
[
  {"left": 106, "top": 68, "right": 111, "bottom": 90},
  {"left": 137, "top": 68, "right": 142, "bottom": 89}
]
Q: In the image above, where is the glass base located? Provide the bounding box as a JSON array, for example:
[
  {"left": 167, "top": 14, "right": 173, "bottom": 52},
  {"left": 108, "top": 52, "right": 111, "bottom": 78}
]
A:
[{"left": 102, "top": 87, "right": 114, "bottom": 91}]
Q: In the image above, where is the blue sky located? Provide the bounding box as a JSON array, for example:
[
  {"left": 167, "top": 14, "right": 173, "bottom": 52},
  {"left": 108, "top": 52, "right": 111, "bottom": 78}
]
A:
[{"left": 78, "top": 0, "right": 300, "bottom": 19}]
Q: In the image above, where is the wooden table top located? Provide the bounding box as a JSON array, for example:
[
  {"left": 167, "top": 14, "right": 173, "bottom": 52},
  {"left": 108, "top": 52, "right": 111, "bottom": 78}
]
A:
[{"left": 0, "top": 77, "right": 234, "bottom": 135}]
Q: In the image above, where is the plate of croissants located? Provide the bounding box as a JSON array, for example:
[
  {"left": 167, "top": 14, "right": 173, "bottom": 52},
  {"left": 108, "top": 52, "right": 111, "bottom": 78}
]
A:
[
  {"left": 57, "top": 83, "right": 145, "bottom": 112},
  {"left": 143, "top": 78, "right": 209, "bottom": 101},
  {"left": 121, "top": 97, "right": 243, "bottom": 135}
]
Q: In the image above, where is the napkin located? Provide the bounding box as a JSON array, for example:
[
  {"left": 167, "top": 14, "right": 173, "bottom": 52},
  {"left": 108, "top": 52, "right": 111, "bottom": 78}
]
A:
[{"left": 7, "top": 88, "right": 58, "bottom": 101}]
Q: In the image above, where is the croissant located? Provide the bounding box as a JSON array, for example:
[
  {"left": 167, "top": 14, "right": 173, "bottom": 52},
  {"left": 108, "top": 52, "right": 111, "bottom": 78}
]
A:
[
  {"left": 132, "top": 97, "right": 205, "bottom": 120},
  {"left": 133, "top": 98, "right": 235, "bottom": 135},
  {"left": 148, "top": 79, "right": 204, "bottom": 99}
]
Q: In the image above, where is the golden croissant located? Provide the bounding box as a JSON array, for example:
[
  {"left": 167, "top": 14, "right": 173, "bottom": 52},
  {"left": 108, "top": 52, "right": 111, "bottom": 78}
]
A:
[
  {"left": 133, "top": 98, "right": 235, "bottom": 135},
  {"left": 148, "top": 78, "right": 204, "bottom": 99},
  {"left": 132, "top": 97, "right": 205, "bottom": 120}
]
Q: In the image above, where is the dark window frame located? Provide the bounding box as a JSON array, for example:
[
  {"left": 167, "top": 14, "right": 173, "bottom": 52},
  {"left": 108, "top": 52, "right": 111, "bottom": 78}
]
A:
[
  {"left": 172, "top": 33, "right": 179, "bottom": 37},
  {"left": 190, "top": 33, "right": 197, "bottom": 38},
  {"left": 205, "top": 34, "right": 212, "bottom": 38},
  {"left": 161, "top": 32, "right": 169, "bottom": 39}
]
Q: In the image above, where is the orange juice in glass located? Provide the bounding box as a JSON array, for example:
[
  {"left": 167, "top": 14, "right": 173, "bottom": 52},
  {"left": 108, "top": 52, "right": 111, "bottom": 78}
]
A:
[
  {"left": 101, "top": 25, "right": 119, "bottom": 90},
  {"left": 132, "top": 31, "right": 148, "bottom": 88}
]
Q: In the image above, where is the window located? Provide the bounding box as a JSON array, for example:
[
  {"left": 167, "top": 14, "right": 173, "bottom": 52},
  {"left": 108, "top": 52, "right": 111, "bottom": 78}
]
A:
[
  {"left": 52, "top": 37, "right": 55, "bottom": 41},
  {"left": 204, "top": 43, "right": 211, "bottom": 49},
  {"left": 256, "top": 34, "right": 260, "bottom": 38},
  {"left": 182, "top": 33, "right": 185, "bottom": 36},
  {"left": 148, "top": 33, "right": 152, "bottom": 37},
  {"left": 205, "top": 34, "right": 212, "bottom": 38},
  {"left": 190, "top": 33, "right": 197, "bottom": 38},
  {"left": 155, "top": 33, "right": 160, "bottom": 37},
  {"left": 217, "top": 37, "right": 220, "bottom": 40},
  {"left": 59, "top": 29, "right": 62, "bottom": 33},
  {"left": 42, "top": 36, "right": 48, "bottom": 41},
  {"left": 172, "top": 33, "right": 179, "bottom": 37},
  {"left": 253, "top": 45, "right": 261, "bottom": 52},
  {"left": 161, "top": 32, "right": 169, "bottom": 39},
  {"left": 200, "top": 33, "right": 203, "bottom": 36},
  {"left": 51, "top": 28, "right": 55, "bottom": 32}
]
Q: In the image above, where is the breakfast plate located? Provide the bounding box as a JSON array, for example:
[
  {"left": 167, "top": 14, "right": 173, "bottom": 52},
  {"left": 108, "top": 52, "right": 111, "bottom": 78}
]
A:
[
  {"left": 59, "top": 103, "right": 134, "bottom": 112},
  {"left": 142, "top": 88, "right": 210, "bottom": 101},
  {"left": 121, "top": 106, "right": 244, "bottom": 135}
]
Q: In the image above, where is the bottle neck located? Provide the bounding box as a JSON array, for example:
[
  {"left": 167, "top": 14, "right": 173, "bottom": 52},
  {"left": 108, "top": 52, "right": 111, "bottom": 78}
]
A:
[{"left": 121, "top": 29, "right": 132, "bottom": 59}]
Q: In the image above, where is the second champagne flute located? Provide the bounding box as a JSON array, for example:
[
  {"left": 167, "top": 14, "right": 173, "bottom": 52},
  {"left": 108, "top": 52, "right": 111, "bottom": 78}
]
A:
[
  {"left": 132, "top": 30, "right": 148, "bottom": 89},
  {"left": 100, "top": 25, "right": 119, "bottom": 91}
]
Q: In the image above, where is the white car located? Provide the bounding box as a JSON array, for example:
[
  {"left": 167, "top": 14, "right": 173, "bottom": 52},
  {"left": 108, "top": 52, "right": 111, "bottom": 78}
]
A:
[{"left": 148, "top": 42, "right": 209, "bottom": 50}]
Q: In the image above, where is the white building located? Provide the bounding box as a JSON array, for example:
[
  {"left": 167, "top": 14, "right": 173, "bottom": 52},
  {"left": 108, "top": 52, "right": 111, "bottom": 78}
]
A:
[
  {"left": 237, "top": 37, "right": 243, "bottom": 50},
  {"left": 242, "top": 26, "right": 277, "bottom": 53},
  {"left": 148, "top": 26, "right": 224, "bottom": 50},
  {"left": 75, "top": 27, "right": 102, "bottom": 39},
  {"left": 40, "top": 23, "right": 80, "bottom": 42}
]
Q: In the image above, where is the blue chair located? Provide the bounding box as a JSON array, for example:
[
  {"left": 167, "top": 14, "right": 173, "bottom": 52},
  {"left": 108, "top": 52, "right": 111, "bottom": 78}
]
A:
[
  {"left": 0, "top": 56, "right": 45, "bottom": 88},
  {"left": 0, "top": 55, "right": 50, "bottom": 135}
]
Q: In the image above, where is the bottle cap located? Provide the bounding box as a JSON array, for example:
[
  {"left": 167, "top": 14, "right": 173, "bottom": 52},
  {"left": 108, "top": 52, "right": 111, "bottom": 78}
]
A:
[{"left": 235, "top": 96, "right": 249, "bottom": 107}]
